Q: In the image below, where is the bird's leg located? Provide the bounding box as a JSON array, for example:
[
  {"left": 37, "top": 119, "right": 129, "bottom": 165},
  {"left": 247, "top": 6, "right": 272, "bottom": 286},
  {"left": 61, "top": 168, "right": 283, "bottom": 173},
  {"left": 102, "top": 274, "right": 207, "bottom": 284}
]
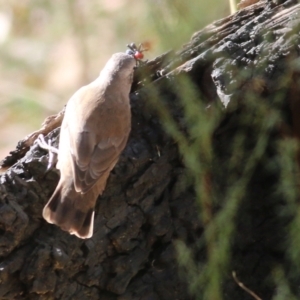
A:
[{"left": 35, "top": 134, "right": 59, "bottom": 171}]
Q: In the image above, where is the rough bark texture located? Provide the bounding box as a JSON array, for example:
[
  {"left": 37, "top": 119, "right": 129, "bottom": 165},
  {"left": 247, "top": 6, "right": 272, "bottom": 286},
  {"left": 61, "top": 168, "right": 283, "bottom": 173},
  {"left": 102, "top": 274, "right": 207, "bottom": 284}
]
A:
[{"left": 1, "top": 0, "right": 300, "bottom": 299}]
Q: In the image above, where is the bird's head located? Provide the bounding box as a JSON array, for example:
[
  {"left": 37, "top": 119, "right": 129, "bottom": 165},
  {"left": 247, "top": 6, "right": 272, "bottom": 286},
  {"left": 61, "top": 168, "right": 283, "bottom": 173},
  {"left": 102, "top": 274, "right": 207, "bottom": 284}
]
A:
[{"left": 101, "top": 52, "right": 136, "bottom": 83}]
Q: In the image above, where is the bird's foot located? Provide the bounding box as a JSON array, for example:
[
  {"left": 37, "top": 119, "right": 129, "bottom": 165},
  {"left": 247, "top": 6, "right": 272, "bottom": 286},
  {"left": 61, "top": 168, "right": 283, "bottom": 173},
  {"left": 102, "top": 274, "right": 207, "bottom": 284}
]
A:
[{"left": 35, "top": 134, "right": 58, "bottom": 171}]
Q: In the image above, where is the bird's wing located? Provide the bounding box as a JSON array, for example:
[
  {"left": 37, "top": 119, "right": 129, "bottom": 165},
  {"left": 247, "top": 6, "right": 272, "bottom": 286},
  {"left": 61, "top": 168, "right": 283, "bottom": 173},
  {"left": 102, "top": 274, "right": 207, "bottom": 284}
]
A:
[{"left": 69, "top": 128, "right": 128, "bottom": 194}]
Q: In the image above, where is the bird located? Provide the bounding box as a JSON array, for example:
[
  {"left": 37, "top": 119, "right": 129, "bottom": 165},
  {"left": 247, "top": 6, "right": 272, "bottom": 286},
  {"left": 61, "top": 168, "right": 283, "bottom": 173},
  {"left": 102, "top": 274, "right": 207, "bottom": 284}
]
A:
[{"left": 38, "top": 52, "right": 137, "bottom": 239}]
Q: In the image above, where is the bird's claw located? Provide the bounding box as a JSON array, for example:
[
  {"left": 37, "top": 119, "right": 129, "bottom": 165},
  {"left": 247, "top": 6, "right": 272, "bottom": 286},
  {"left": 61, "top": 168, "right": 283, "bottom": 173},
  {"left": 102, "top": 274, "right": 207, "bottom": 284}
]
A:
[{"left": 35, "top": 134, "right": 58, "bottom": 171}]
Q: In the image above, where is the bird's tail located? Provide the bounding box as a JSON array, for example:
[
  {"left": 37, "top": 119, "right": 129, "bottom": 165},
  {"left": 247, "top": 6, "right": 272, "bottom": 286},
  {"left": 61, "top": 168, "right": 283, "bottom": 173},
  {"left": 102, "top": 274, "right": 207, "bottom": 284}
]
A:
[{"left": 43, "top": 180, "right": 96, "bottom": 239}]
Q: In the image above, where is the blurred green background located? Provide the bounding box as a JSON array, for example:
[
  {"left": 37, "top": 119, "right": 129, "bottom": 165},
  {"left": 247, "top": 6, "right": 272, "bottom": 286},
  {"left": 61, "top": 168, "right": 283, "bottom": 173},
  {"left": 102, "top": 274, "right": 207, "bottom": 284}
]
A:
[{"left": 0, "top": 0, "right": 229, "bottom": 159}]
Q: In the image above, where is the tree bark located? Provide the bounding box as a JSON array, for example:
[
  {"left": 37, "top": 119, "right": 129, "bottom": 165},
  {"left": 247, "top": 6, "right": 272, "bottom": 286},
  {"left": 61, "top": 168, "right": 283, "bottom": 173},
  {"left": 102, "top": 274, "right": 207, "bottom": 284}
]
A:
[{"left": 1, "top": 0, "right": 300, "bottom": 299}]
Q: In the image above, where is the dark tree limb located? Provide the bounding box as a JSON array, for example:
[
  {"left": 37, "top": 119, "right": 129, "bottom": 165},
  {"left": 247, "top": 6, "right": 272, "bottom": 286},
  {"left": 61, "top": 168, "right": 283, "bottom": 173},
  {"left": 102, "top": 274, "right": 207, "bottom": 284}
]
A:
[{"left": 1, "top": 0, "right": 300, "bottom": 299}]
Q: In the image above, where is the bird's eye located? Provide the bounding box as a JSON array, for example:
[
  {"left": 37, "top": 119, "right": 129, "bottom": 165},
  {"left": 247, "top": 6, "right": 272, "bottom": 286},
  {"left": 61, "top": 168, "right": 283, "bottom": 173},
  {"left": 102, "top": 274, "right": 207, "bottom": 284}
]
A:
[{"left": 126, "top": 49, "right": 135, "bottom": 56}]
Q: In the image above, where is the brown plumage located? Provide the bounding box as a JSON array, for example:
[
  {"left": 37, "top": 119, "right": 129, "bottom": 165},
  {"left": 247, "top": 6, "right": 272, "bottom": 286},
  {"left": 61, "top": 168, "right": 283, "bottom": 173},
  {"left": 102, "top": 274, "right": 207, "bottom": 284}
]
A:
[{"left": 43, "top": 53, "right": 136, "bottom": 239}]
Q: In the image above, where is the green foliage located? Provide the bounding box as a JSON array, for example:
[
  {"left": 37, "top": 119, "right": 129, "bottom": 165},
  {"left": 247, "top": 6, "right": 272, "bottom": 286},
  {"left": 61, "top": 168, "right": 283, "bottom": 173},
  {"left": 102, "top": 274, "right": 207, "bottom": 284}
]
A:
[{"left": 145, "top": 50, "right": 300, "bottom": 299}]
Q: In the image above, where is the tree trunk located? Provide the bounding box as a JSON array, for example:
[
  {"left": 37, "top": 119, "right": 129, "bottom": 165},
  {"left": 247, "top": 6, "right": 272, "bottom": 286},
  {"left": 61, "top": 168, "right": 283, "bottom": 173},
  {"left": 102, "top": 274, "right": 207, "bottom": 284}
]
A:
[{"left": 1, "top": 0, "right": 300, "bottom": 299}]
